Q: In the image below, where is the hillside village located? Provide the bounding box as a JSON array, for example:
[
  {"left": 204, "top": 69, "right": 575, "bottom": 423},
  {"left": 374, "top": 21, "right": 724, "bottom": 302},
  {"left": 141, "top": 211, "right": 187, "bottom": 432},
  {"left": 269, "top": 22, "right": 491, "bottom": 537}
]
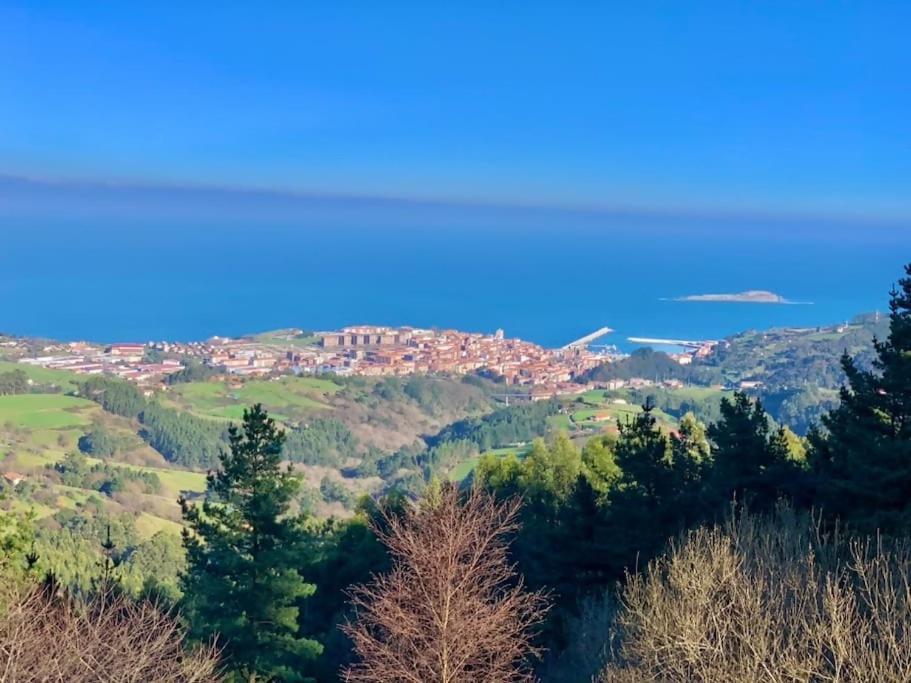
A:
[
  {"left": 7, "top": 318, "right": 879, "bottom": 410},
  {"left": 3, "top": 325, "right": 709, "bottom": 398}
]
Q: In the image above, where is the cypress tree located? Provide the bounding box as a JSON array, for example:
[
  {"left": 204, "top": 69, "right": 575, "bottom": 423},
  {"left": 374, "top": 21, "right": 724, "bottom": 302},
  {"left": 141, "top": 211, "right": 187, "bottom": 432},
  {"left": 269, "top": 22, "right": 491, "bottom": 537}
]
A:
[
  {"left": 810, "top": 264, "right": 911, "bottom": 533},
  {"left": 181, "top": 404, "right": 322, "bottom": 681}
]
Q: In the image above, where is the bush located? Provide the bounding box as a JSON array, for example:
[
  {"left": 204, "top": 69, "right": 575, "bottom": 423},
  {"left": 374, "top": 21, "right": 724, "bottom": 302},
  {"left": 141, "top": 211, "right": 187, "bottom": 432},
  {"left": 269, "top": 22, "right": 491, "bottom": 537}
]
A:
[
  {"left": 0, "top": 584, "right": 221, "bottom": 681},
  {"left": 599, "top": 507, "right": 911, "bottom": 682},
  {"left": 320, "top": 476, "right": 354, "bottom": 508}
]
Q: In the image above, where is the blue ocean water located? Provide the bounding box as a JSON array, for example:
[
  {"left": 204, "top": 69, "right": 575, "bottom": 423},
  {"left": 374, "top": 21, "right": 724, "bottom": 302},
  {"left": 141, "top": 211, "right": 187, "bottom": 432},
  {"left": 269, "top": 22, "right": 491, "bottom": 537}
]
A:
[{"left": 1, "top": 209, "right": 907, "bottom": 350}]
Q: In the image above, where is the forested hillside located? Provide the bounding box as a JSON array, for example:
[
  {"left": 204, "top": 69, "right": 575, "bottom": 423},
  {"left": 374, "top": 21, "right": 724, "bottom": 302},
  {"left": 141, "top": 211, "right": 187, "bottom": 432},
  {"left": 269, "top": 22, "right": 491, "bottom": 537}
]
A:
[
  {"left": 0, "top": 369, "right": 505, "bottom": 608},
  {"left": 0, "top": 308, "right": 893, "bottom": 615},
  {"left": 580, "top": 314, "right": 889, "bottom": 433},
  {"left": 1, "top": 266, "right": 909, "bottom": 682}
]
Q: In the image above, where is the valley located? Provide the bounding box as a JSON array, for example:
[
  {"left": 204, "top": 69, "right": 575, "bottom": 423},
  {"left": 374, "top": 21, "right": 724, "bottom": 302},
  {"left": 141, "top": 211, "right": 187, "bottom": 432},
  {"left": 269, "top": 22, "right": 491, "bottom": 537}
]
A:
[{"left": 0, "top": 311, "right": 884, "bottom": 548}]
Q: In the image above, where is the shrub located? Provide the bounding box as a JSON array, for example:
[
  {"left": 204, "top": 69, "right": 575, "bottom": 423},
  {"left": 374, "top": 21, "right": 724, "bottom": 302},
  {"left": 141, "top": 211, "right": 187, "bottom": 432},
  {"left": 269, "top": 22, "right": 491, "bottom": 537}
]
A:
[
  {"left": 0, "top": 584, "right": 221, "bottom": 682},
  {"left": 600, "top": 507, "right": 911, "bottom": 682}
]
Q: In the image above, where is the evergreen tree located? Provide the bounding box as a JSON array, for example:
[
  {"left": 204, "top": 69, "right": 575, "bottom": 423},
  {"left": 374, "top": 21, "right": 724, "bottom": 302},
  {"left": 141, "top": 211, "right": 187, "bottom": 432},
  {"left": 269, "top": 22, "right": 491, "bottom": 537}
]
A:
[
  {"left": 296, "top": 497, "right": 403, "bottom": 681},
  {"left": 668, "top": 412, "right": 711, "bottom": 516},
  {"left": 606, "top": 400, "right": 684, "bottom": 572},
  {"left": 707, "top": 392, "right": 795, "bottom": 510},
  {"left": 0, "top": 509, "right": 35, "bottom": 582},
  {"left": 181, "top": 404, "right": 322, "bottom": 682},
  {"left": 613, "top": 399, "right": 673, "bottom": 503},
  {"left": 475, "top": 436, "right": 595, "bottom": 621},
  {"left": 810, "top": 264, "right": 911, "bottom": 532},
  {"left": 554, "top": 474, "right": 621, "bottom": 601}
]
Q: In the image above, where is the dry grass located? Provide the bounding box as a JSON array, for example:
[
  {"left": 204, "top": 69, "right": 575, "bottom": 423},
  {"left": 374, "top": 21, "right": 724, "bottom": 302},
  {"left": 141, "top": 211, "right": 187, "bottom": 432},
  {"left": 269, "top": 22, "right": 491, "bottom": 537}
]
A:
[
  {"left": 0, "top": 584, "right": 221, "bottom": 682},
  {"left": 600, "top": 507, "right": 911, "bottom": 683}
]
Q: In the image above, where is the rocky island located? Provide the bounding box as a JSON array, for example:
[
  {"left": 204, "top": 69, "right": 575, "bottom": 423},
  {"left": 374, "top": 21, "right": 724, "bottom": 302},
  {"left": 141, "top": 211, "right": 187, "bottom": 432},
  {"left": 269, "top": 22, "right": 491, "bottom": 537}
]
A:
[{"left": 672, "top": 290, "right": 794, "bottom": 304}]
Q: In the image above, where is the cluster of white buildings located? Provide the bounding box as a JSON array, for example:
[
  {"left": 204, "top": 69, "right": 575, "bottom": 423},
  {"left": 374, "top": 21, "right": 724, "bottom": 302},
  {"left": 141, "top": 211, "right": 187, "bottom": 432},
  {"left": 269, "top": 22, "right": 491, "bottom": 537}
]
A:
[{"left": 17, "top": 342, "right": 184, "bottom": 383}]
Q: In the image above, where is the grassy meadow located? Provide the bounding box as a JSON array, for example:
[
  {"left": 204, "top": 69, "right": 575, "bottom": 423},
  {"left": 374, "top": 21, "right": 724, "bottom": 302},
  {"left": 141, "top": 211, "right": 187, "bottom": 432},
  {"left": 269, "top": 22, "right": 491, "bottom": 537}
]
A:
[
  {"left": 0, "top": 360, "right": 80, "bottom": 392},
  {"left": 0, "top": 394, "right": 96, "bottom": 429},
  {"left": 162, "top": 376, "right": 339, "bottom": 423},
  {"left": 448, "top": 445, "right": 531, "bottom": 483}
]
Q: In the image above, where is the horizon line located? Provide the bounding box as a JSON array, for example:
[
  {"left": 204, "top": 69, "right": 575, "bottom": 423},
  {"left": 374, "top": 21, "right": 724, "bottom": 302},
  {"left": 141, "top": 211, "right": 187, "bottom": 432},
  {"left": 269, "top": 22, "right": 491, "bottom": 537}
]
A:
[{"left": 2, "top": 171, "right": 909, "bottom": 227}]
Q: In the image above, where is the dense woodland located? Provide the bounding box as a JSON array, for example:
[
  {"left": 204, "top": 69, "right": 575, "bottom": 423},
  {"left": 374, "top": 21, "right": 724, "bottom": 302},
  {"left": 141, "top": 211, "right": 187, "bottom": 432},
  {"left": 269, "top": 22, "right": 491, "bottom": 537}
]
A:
[
  {"left": 0, "top": 263, "right": 909, "bottom": 681},
  {"left": 77, "top": 376, "right": 228, "bottom": 469}
]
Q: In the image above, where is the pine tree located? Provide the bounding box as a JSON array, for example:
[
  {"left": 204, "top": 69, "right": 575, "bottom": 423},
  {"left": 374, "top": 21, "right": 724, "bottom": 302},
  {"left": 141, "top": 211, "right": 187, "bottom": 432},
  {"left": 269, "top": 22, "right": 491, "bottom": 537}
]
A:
[
  {"left": 555, "top": 474, "right": 621, "bottom": 600},
  {"left": 670, "top": 412, "right": 710, "bottom": 484},
  {"left": 707, "top": 392, "right": 796, "bottom": 510},
  {"left": 810, "top": 264, "right": 911, "bottom": 533},
  {"left": 606, "top": 400, "right": 682, "bottom": 570},
  {"left": 613, "top": 399, "right": 673, "bottom": 502},
  {"left": 181, "top": 404, "right": 322, "bottom": 682}
]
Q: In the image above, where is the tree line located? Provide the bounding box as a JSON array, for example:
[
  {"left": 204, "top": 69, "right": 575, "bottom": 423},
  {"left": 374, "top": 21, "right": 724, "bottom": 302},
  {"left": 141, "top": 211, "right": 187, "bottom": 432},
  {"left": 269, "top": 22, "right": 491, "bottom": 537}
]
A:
[
  {"left": 0, "top": 368, "right": 65, "bottom": 396},
  {"left": 53, "top": 451, "right": 162, "bottom": 497},
  {"left": 77, "top": 376, "right": 228, "bottom": 469},
  {"left": 0, "top": 369, "right": 30, "bottom": 395}
]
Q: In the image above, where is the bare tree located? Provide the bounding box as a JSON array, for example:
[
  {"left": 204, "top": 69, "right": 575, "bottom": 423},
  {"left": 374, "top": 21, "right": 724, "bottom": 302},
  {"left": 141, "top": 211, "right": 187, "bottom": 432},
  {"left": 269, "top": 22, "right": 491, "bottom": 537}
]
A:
[
  {"left": 343, "top": 484, "right": 548, "bottom": 683},
  {"left": 0, "top": 583, "right": 221, "bottom": 682}
]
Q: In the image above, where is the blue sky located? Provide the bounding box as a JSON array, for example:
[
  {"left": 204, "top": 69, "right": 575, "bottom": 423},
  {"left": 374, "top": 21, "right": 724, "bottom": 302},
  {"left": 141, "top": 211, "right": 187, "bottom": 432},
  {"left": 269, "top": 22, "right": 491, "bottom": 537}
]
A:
[{"left": 1, "top": 1, "right": 909, "bottom": 219}]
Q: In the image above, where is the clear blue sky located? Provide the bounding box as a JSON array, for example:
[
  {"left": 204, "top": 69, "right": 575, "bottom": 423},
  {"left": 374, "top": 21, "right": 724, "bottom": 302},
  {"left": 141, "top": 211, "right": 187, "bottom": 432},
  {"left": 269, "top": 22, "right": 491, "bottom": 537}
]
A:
[{"left": 2, "top": 1, "right": 909, "bottom": 218}]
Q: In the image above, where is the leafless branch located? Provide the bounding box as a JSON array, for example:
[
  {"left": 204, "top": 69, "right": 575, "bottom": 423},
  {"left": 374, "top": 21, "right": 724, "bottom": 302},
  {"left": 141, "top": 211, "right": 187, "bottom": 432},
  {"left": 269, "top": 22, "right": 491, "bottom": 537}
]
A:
[
  {"left": 0, "top": 583, "right": 221, "bottom": 682},
  {"left": 343, "top": 484, "right": 548, "bottom": 683}
]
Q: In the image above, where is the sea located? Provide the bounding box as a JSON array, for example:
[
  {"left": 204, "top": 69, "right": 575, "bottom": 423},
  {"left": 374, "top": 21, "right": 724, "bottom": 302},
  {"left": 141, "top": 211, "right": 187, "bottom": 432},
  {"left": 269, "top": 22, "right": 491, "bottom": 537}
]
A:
[{"left": 1, "top": 192, "right": 908, "bottom": 351}]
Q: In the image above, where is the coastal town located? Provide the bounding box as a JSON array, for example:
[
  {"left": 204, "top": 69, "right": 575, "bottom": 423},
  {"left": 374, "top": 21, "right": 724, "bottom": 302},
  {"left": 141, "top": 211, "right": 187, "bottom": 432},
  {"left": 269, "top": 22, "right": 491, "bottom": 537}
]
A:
[{"left": 2, "top": 325, "right": 716, "bottom": 399}]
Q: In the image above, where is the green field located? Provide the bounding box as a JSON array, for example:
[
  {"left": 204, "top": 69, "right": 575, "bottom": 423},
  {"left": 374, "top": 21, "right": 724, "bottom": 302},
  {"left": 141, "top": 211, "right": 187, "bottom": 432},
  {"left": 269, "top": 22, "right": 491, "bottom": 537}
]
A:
[
  {"left": 0, "top": 391, "right": 206, "bottom": 535},
  {"left": 50, "top": 485, "right": 102, "bottom": 512},
  {"left": 448, "top": 446, "right": 528, "bottom": 482},
  {"left": 570, "top": 408, "right": 612, "bottom": 422},
  {"left": 547, "top": 414, "right": 573, "bottom": 431},
  {"left": 567, "top": 400, "right": 679, "bottom": 433},
  {"left": 0, "top": 394, "right": 106, "bottom": 473},
  {"left": 12, "top": 449, "right": 63, "bottom": 468},
  {"left": 163, "top": 376, "right": 339, "bottom": 423},
  {"left": 145, "top": 467, "right": 208, "bottom": 496},
  {"left": 135, "top": 513, "right": 183, "bottom": 538},
  {"left": 0, "top": 361, "right": 80, "bottom": 391},
  {"left": 448, "top": 457, "right": 482, "bottom": 482},
  {"left": 0, "top": 394, "right": 96, "bottom": 429},
  {"left": 88, "top": 458, "right": 208, "bottom": 496},
  {"left": 664, "top": 386, "right": 729, "bottom": 401},
  {"left": 0, "top": 387, "right": 214, "bottom": 549},
  {"left": 600, "top": 403, "right": 643, "bottom": 421},
  {"left": 251, "top": 330, "right": 322, "bottom": 347},
  {"left": 579, "top": 389, "right": 610, "bottom": 404},
  {"left": 6, "top": 498, "right": 56, "bottom": 519}
]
